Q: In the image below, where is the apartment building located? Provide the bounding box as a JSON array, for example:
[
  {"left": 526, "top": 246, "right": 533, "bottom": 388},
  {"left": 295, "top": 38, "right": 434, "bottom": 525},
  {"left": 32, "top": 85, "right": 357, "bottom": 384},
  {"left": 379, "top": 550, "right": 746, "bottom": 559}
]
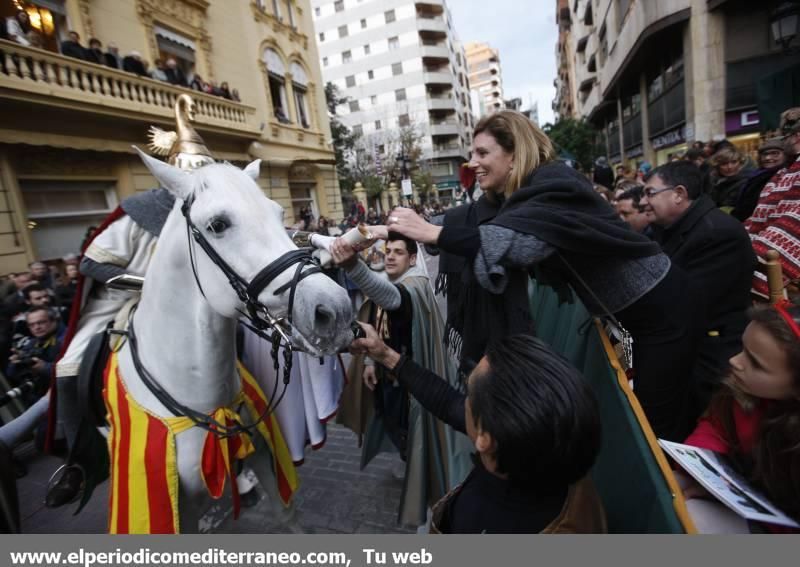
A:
[
  {"left": 312, "top": 0, "right": 473, "bottom": 199},
  {"left": 554, "top": 0, "right": 800, "bottom": 167},
  {"left": 0, "top": 0, "right": 341, "bottom": 272},
  {"left": 465, "top": 41, "right": 503, "bottom": 117}
]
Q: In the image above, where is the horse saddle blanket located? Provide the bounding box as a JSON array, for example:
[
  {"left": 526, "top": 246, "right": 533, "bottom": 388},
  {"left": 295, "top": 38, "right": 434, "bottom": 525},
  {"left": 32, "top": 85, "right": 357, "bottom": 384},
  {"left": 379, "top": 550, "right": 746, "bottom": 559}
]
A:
[{"left": 102, "top": 352, "right": 298, "bottom": 534}]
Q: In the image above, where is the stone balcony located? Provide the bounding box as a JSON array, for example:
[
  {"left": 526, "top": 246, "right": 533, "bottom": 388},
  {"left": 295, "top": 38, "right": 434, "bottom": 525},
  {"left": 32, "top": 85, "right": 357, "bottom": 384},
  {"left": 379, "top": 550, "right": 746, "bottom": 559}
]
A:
[{"left": 0, "top": 40, "right": 261, "bottom": 142}]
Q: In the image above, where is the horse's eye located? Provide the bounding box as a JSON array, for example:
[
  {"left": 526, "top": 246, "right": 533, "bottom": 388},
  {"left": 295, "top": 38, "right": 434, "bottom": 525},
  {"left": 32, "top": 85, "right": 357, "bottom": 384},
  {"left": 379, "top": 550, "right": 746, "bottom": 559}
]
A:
[{"left": 207, "top": 217, "right": 230, "bottom": 234}]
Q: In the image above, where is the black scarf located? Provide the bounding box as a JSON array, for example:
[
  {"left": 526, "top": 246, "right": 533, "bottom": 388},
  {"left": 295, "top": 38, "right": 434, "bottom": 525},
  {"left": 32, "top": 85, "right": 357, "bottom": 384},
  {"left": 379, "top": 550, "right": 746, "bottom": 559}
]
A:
[
  {"left": 435, "top": 197, "right": 534, "bottom": 370},
  {"left": 491, "top": 161, "right": 661, "bottom": 258}
]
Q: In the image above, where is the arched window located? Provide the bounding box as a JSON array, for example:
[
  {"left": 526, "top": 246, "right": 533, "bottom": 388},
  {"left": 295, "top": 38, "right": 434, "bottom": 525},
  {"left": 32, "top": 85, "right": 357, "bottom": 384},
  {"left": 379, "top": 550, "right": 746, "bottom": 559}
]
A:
[
  {"left": 263, "top": 48, "right": 290, "bottom": 123},
  {"left": 290, "top": 61, "right": 310, "bottom": 129}
]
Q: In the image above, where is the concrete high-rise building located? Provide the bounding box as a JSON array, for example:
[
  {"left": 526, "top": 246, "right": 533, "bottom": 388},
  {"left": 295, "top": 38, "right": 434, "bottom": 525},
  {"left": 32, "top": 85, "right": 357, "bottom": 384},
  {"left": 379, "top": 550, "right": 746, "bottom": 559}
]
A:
[
  {"left": 312, "top": 0, "right": 474, "bottom": 200},
  {"left": 554, "top": 0, "right": 800, "bottom": 167},
  {"left": 0, "top": 0, "right": 340, "bottom": 271},
  {"left": 553, "top": 0, "right": 579, "bottom": 120},
  {"left": 465, "top": 41, "right": 504, "bottom": 116}
]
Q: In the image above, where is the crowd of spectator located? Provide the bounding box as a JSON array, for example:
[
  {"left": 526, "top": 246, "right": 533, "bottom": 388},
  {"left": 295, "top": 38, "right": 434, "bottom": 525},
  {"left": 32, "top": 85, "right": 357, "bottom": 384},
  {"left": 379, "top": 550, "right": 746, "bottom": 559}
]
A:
[
  {"left": 3, "top": 12, "right": 241, "bottom": 102},
  {"left": 0, "top": 256, "right": 79, "bottom": 469}
]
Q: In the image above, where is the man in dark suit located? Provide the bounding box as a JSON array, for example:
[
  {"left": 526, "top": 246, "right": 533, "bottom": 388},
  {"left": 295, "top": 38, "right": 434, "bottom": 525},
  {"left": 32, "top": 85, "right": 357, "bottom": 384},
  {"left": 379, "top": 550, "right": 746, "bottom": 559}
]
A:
[
  {"left": 104, "top": 42, "right": 121, "bottom": 69},
  {"left": 59, "top": 31, "right": 85, "bottom": 60},
  {"left": 641, "top": 161, "right": 756, "bottom": 423}
]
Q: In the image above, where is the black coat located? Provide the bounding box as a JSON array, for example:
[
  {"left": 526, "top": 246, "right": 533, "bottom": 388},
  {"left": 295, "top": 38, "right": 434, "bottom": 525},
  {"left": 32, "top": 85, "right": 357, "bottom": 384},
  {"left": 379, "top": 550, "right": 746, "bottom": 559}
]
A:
[
  {"left": 85, "top": 48, "right": 104, "bottom": 65},
  {"left": 104, "top": 51, "right": 121, "bottom": 69},
  {"left": 655, "top": 194, "right": 755, "bottom": 335},
  {"left": 122, "top": 56, "right": 147, "bottom": 77},
  {"left": 60, "top": 40, "right": 86, "bottom": 60}
]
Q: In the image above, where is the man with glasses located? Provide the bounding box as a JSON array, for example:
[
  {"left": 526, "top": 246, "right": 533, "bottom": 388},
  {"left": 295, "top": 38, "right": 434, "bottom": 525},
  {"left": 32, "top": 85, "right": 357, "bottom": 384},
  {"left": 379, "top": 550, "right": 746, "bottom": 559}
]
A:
[
  {"left": 745, "top": 108, "right": 800, "bottom": 300},
  {"left": 641, "top": 161, "right": 755, "bottom": 423}
]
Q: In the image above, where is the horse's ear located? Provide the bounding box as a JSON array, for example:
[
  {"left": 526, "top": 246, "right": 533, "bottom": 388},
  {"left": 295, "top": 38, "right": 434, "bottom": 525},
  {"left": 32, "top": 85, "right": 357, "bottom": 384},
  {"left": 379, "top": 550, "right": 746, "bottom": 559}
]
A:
[
  {"left": 243, "top": 159, "right": 261, "bottom": 181},
  {"left": 133, "top": 146, "right": 192, "bottom": 200}
]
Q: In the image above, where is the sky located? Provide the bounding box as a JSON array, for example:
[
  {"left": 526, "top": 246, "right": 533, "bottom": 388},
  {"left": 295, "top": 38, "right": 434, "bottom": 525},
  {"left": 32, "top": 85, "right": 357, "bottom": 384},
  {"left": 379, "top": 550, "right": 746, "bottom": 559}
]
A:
[{"left": 447, "top": 0, "right": 558, "bottom": 125}]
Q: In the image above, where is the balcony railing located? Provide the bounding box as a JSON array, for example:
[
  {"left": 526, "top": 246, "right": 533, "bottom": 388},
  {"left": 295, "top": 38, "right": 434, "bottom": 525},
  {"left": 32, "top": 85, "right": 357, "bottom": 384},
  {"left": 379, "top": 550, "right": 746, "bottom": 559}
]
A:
[{"left": 0, "top": 40, "right": 260, "bottom": 136}]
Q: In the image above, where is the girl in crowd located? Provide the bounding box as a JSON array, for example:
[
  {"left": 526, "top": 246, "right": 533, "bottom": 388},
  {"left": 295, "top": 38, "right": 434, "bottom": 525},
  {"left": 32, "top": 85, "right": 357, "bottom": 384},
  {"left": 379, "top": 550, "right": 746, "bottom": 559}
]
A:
[
  {"left": 682, "top": 300, "right": 800, "bottom": 533},
  {"left": 387, "top": 110, "right": 698, "bottom": 441}
]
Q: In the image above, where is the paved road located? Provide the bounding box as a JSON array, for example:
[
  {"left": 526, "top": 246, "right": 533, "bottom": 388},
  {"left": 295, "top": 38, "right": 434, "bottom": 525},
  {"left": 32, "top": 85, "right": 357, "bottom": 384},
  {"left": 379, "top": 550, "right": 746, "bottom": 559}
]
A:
[{"left": 12, "top": 254, "right": 443, "bottom": 534}]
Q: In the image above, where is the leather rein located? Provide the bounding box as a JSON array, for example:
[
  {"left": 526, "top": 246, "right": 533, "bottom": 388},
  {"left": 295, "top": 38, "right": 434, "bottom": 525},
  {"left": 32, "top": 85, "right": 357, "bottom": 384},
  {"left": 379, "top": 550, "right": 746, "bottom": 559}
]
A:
[{"left": 118, "top": 196, "right": 322, "bottom": 438}]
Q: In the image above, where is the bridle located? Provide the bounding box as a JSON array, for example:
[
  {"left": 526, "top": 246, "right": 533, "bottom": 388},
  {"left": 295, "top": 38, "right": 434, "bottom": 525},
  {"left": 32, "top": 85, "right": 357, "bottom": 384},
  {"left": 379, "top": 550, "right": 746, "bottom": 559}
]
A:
[{"left": 121, "top": 193, "right": 322, "bottom": 438}]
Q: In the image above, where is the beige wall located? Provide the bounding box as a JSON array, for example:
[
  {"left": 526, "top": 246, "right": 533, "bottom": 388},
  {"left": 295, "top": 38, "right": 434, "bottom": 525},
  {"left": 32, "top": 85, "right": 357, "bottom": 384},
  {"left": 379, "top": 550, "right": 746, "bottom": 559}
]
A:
[{"left": 0, "top": 0, "right": 343, "bottom": 268}]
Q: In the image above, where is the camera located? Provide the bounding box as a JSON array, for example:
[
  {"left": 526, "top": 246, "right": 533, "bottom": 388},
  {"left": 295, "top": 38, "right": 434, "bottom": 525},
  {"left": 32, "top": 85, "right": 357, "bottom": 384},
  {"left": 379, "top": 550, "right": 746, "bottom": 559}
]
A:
[{"left": 12, "top": 335, "right": 45, "bottom": 368}]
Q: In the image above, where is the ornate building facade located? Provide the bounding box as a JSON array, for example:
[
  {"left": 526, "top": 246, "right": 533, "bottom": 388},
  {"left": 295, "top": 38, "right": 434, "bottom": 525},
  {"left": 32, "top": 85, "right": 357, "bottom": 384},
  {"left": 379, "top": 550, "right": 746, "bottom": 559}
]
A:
[{"left": 0, "top": 0, "right": 342, "bottom": 272}]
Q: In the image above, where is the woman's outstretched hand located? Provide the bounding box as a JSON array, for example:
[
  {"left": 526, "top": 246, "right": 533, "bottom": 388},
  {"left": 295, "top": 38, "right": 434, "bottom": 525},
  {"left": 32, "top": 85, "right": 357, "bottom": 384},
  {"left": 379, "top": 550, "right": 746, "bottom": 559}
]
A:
[{"left": 386, "top": 207, "right": 442, "bottom": 244}]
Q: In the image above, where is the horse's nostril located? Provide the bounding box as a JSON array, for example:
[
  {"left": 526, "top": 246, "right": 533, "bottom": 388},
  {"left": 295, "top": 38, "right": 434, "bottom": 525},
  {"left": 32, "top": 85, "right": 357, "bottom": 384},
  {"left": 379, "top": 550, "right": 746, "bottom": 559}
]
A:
[{"left": 314, "top": 304, "right": 335, "bottom": 328}]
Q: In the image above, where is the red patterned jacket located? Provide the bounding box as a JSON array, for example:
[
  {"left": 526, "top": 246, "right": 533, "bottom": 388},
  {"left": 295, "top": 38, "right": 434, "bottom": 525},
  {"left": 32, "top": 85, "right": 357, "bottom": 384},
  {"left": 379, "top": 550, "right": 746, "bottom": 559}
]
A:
[{"left": 745, "top": 156, "right": 800, "bottom": 298}]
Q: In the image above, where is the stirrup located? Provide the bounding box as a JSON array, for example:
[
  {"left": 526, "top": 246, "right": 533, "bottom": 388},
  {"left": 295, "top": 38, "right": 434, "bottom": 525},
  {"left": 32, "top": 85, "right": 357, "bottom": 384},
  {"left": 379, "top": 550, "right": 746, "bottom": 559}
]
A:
[{"left": 44, "top": 464, "right": 85, "bottom": 508}]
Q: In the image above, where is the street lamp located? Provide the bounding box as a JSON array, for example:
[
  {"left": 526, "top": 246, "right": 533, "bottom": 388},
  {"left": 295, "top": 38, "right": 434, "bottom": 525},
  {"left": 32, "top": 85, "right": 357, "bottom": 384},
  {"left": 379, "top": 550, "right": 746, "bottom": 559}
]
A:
[{"left": 770, "top": 1, "right": 800, "bottom": 51}]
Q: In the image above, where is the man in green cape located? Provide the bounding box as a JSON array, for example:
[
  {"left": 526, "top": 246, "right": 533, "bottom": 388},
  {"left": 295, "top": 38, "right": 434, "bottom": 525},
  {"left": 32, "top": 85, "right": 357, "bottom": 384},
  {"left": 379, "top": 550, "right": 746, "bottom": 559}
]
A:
[{"left": 333, "top": 232, "right": 472, "bottom": 527}]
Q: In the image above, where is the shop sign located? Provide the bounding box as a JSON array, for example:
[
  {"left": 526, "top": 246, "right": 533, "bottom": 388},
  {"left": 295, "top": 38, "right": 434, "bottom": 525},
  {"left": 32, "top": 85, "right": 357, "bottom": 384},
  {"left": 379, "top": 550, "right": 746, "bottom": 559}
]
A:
[
  {"left": 651, "top": 126, "right": 686, "bottom": 150},
  {"left": 725, "top": 109, "right": 760, "bottom": 134},
  {"left": 625, "top": 145, "right": 644, "bottom": 159}
]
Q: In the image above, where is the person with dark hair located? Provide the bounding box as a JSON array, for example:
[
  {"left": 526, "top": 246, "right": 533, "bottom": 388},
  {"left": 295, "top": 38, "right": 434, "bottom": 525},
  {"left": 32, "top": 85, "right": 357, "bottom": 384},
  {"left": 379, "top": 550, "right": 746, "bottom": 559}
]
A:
[
  {"left": 84, "top": 38, "right": 104, "bottom": 65},
  {"left": 681, "top": 301, "right": 800, "bottom": 533},
  {"left": 685, "top": 148, "right": 706, "bottom": 168},
  {"left": 593, "top": 156, "right": 614, "bottom": 189},
  {"left": 387, "top": 110, "right": 700, "bottom": 441},
  {"left": 350, "top": 329, "right": 606, "bottom": 533},
  {"left": 616, "top": 185, "right": 651, "bottom": 235},
  {"left": 59, "top": 31, "right": 86, "bottom": 60},
  {"left": 641, "top": 161, "right": 756, "bottom": 422},
  {"left": 5, "top": 10, "right": 31, "bottom": 46},
  {"left": 122, "top": 51, "right": 147, "bottom": 77},
  {"left": 332, "top": 230, "right": 471, "bottom": 527}
]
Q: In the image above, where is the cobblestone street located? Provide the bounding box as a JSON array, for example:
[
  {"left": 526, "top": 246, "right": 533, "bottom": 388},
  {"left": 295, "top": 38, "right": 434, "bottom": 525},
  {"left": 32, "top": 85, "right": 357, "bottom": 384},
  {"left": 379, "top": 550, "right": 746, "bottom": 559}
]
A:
[{"left": 16, "top": 425, "right": 414, "bottom": 534}]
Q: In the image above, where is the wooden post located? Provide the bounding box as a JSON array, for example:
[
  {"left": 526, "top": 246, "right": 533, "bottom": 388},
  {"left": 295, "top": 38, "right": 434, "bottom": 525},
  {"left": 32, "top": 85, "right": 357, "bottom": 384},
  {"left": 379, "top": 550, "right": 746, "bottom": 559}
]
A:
[{"left": 765, "top": 250, "right": 786, "bottom": 304}]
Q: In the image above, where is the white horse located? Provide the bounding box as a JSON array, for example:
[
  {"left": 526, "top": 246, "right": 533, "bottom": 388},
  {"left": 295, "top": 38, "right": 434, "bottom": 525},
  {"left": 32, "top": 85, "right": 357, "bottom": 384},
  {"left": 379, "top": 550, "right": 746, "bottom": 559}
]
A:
[{"left": 105, "top": 150, "right": 353, "bottom": 533}]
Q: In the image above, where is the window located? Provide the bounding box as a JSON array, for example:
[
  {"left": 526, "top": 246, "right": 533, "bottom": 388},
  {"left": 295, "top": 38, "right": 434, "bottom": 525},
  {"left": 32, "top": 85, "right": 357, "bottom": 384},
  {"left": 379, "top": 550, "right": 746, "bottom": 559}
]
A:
[
  {"left": 349, "top": 100, "right": 360, "bottom": 112},
  {"left": 323, "top": 56, "right": 328, "bottom": 66},
  {"left": 22, "top": 180, "right": 117, "bottom": 261},
  {"left": 398, "top": 114, "right": 410, "bottom": 127},
  {"left": 335, "top": 0, "right": 344, "bottom": 12},
  {"left": 388, "top": 36, "right": 399, "bottom": 50},
  {"left": 319, "top": 32, "right": 325, "bottom": 42},
  {"left": 314, "top": 6, "right": 320, "bottom": 17},
  {"left": 352, "top": 124, "right": 363, "bottom": 136},
  {"left": 285, "top": 0, "right": 295, "bottom": 28},
  {"left": 272, "top": 0, "right": 282, "bottom": 20},
  {"left": 290, "top": 62, "right": 310, "bottom": 128},
  {"left": 345, "top": 75, "right": 355, "bottom": 87},
  {"left": 375, "top": 120, "right": 382, "bottom": 130},
  {"left": 378, "top": 144, "right": 385, "bottom": 154},
  {"left": 363, "top": 44, "right": 370, "bottom": 55},
  {"left": 367, "top": 69, "right": 374, "bottom": 79},
  {"left": 342, "top": 50, "right": 352, "bottom": 63},
  {"left": 263, "top": 48, "right": 290, "bottom": 123},
  {"left": 370, "top": 95, "right": 377, "bottom": 104},
  {"left": 395, "top": 88, "right": 406, "bottom": 101},
  {"left": 384, "top": 9, "right": 395, "bottom": 23},
  {"left": 360, "top": 18, "right": 367, "bottom": 29},
  {"left": 392, "top": 62, "right": 403, "bottom": 76},
  {"left": 338, "top": 25, "right": 348, "bottom": 38}
]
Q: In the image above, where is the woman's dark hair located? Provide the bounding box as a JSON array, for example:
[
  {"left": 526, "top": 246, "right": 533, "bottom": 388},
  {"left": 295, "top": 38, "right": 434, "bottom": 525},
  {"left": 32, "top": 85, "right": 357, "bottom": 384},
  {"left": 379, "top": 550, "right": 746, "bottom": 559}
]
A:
[
  {"left": 468, "top": 334, "right": 601, "bottom": 488},
  {"left": 710, "top": 303, "right": 800, "bottom": 520}
]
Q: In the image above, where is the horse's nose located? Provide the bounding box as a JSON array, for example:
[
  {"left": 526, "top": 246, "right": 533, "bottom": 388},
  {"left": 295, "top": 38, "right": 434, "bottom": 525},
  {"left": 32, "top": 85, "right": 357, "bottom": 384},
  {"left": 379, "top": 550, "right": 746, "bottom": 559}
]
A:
[{"left": 314, "top": 303, "right": 336, "bottom": 332}]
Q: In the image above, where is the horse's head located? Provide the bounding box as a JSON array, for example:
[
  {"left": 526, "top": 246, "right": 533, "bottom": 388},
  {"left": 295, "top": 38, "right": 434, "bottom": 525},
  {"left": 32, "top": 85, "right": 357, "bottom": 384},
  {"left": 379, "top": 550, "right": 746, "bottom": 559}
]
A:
[{"left": 136, "top": 149, "right": 354, "bottom": 356}]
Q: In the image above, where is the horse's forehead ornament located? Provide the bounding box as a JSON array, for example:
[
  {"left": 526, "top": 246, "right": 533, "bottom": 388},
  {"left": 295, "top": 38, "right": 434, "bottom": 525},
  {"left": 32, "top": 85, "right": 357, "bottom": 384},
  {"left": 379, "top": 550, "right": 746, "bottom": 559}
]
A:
[{"left": 147, "top": 94, "right": 215, "bottom": 172}]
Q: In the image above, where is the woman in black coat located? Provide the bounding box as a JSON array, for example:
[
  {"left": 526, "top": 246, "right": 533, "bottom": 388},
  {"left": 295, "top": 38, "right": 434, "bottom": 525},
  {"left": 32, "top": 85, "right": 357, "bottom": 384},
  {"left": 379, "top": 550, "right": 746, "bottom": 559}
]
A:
[{"left": 387, "top": 111, "right": 700, "bottom": 441}]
